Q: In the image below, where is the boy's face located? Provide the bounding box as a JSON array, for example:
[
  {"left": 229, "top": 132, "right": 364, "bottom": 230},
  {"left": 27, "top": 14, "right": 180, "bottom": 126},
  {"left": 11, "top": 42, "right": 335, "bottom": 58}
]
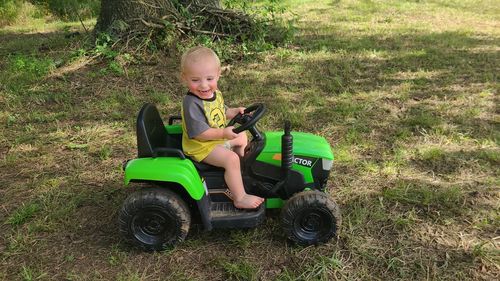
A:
[{"left": 182, "top": 57, "right": 220, "bottom": 99}]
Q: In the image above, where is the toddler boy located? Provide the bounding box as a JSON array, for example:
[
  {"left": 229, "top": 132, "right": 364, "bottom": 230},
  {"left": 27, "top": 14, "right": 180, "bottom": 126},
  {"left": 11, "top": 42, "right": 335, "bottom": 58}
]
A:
[{"left": 180, "top": 46, "right": 264, "bottom": 209}]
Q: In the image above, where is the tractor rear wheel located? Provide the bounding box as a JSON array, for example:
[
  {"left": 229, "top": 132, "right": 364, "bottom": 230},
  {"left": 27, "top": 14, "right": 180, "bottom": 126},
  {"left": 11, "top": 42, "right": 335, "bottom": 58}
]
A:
[
  {"left": 281, "top": 191, "right": 341, "bottom": 246},
  {"left": 119, "top": 187, "right": 190, "bottom": 251}
]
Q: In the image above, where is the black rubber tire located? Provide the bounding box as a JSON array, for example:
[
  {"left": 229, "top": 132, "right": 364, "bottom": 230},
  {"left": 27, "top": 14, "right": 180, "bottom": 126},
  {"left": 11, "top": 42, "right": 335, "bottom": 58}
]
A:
[
  {"left": 118, "top": 188, "right": 191, "bottom": 251},
  {"left": 281, "top": 191, "right": 341, "bottom": 246}
]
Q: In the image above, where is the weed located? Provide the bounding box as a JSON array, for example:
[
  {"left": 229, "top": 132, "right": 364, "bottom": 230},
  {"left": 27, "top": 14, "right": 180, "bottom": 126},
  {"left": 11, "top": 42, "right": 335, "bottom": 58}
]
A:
[
  {"left": 221, "top": 259, "right": 258, "bottom": 281},
  {"left": 295, "top": 253, "right": 344, "bottom": 281},
  {"left": 19, "top": 265, "right": 47, "bottom": 281},
  {"left": 108, "top": 60, "right": 125, "bottom": 75},
  {"left": 9, "top": 54, "right": 54, "bottom": 76},
  {"left": 1, "top": 54, "right": 55, "bottom": 93},
  {"left": 6, "top": 202, "right": 40, "bottom": 226},
  {"left": 98, "top": 145, "right": 113, "bottom": 160},
  {"left": 93, "top": 32, "right": 118, "bottom": 59}
]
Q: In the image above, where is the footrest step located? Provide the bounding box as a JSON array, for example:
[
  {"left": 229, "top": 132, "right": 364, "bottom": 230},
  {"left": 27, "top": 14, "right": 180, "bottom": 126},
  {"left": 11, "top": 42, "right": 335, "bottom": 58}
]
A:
[{"left": 210, "top": 201, "right": 265, "bottom": 229}]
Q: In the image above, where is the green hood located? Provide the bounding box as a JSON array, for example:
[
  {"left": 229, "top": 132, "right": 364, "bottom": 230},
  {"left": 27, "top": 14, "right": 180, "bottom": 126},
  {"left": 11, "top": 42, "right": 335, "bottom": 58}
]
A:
[{"left": 263, "top": 131, "right": 333, "bottom": 160}]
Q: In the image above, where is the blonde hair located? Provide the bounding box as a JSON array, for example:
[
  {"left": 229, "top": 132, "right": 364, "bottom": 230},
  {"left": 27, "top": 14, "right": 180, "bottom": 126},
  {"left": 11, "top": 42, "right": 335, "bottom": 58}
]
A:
[{"left": 180, "top": 46, "right": 221, "bottom": 75}]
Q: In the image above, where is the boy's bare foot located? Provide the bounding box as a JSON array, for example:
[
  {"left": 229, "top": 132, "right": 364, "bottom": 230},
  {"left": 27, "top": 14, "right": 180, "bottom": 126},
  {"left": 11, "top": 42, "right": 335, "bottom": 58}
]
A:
[{"left": 234, "top": 194, "right": 264, "bottom": 209}]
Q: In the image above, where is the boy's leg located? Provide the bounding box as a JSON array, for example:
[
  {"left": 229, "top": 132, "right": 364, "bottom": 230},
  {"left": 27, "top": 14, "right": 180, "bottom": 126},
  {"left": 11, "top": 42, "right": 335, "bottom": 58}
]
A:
[
  {"left": 203, "top": 146, "right": 263, "bottom": 209},
  {"left": 228, "top": 132, "right": 247, "bottom": 157}
]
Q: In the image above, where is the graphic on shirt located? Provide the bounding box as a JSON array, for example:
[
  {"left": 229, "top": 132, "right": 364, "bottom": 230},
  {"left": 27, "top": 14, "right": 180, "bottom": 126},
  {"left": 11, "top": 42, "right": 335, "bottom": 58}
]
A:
[
  {"left": 203, "top": 93, "right": 226, "bottom": 128},
  {"left": 209, "top": 108, "right": 224, "bottom": 128}
]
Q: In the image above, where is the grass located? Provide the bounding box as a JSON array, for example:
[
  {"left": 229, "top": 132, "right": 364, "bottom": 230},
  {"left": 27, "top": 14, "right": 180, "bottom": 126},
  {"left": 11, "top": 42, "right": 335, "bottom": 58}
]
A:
[
  {"left": 6, "top": 202, "right": 40, "bottom": 226},
  {"left": 0, "top": 0, "right": 499, "bottom": 280}
]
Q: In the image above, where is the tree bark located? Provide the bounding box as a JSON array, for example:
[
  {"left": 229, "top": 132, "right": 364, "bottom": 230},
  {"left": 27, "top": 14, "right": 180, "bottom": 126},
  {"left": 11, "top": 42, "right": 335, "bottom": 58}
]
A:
[{"left": 95, "top": 0, "right": 222, "bottom": 34}]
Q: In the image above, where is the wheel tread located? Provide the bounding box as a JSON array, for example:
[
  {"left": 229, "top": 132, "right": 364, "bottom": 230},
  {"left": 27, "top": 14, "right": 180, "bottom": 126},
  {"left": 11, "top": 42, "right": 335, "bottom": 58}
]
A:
[
  {"left": 281, "top": 190, "right": 341, "bottom": 246},
  {"left": 118, "top": 187, "right": 191, "bottom": 251}
]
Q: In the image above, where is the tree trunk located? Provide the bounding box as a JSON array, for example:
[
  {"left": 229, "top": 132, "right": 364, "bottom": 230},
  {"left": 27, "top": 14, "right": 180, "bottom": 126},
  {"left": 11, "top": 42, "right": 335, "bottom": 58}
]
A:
[{"left": 95, "top": 0, "right": 222, "bottom": 34}]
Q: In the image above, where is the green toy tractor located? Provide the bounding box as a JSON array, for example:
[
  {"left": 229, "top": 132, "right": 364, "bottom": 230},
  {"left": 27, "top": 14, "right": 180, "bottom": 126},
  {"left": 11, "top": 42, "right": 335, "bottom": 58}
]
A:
[{"left": 119, "top": 103, "right": 341, "bottom": 250}]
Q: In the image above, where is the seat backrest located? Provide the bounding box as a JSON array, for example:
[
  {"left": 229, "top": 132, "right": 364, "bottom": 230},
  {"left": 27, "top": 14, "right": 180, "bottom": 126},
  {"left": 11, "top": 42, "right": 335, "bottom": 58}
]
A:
[{"left": 136, "top": 103, "right": 169, "bottom": 158}]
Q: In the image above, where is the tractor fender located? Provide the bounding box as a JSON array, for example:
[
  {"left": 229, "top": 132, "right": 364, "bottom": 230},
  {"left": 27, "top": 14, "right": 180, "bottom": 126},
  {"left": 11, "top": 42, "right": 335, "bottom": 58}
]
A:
[{"left": 124, "top": 157, "right": 205, "bottom": 200}]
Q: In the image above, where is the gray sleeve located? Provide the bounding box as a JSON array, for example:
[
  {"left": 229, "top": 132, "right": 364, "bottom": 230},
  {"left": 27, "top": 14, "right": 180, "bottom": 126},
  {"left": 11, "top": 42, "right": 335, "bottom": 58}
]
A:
[{"left": 182, "top": 96, "right": 210, "bottom": 138}]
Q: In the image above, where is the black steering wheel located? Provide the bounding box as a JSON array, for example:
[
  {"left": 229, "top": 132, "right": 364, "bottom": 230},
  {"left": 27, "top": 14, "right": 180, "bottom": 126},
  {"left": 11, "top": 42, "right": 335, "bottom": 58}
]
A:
[{"left": 227, "top": 103, "right": 266, "bottom": 134}]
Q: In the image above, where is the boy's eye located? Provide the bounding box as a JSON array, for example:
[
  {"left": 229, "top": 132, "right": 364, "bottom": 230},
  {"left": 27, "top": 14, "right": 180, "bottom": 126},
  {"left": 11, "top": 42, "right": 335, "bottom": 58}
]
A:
[
  {"left": 191, "top": 79, "right": 199, "bottom": 82},
  {"left": 207, "top": 77, "right": 214, "bottom": 81}
]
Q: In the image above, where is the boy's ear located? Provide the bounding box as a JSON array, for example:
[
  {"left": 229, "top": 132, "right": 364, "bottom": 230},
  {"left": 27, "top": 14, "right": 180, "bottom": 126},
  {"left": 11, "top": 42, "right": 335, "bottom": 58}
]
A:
[{"left": 179, "top": 72, "right": 187, "bottom": 84}]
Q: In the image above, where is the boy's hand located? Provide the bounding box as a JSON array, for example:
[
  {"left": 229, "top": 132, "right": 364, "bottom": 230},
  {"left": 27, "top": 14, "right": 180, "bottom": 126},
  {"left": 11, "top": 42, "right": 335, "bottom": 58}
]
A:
[
  {"left": 223, "top": 126, "right": 238, "bottom": 140},
  {"left": 227, "top": 107, "right": 246, "bottom": 119},
  {"left": 235, "top": 107, "right": 245, "bottom": 115}
]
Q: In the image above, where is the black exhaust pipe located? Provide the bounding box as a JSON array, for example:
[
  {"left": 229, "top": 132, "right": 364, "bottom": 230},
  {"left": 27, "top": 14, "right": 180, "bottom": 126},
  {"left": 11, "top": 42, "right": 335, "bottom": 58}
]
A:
[
  {"left": 281, "top": 121, "right": 293, "bottom": 176},
  {"left": 273, "top": 121, "right": 305, "bottom": 199}
]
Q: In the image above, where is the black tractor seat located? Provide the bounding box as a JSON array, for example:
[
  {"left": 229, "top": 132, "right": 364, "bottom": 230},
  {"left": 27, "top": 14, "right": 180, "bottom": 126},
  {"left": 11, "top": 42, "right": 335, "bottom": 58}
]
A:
[
  {"left": 192, "top": 161, "right": 224, "bottom": 172},
  {"left": 136, "top": 103, "right": 225, "bottom": 173}
]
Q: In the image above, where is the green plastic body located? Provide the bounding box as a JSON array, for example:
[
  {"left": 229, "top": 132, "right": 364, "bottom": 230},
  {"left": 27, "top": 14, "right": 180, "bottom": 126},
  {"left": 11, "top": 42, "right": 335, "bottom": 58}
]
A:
[
  {"left": 124, "top": 125, "right": 334, "bottom": 205},
  {"left": 257, "top": 132, "right": 334, "bottom": 184},
  {"left": 265, "top": 198, "right": 284, "bottom": 208},
  {"left": 166, "top": 125, "right": 182, "bottom": 134},
  {"left": 124, "top": 156, "right": 205, "bottom": 200}
]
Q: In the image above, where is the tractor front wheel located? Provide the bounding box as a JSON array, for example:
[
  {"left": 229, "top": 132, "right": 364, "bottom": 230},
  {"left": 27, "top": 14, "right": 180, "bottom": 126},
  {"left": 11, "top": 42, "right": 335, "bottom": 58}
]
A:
[
  {"left": 281, "top": 191, "right": 341, "bottom": 246},
  {"left": 119, "top": 188, "right": 191, "bottom": 251}
]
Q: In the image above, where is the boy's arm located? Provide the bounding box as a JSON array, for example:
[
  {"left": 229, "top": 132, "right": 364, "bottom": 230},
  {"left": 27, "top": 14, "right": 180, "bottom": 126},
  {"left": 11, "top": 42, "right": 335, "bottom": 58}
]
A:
[
  {"left": 195, "top": 127, "right": 238, "bottom": 141},
  {"left": 226, "top": 107, "right": 245, "bottom": 120}
]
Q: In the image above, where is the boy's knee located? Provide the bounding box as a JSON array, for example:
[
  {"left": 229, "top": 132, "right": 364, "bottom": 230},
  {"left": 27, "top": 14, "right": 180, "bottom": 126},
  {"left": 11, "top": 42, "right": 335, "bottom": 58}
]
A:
[{"left": 224, "top": 151, "right": 240, "bottom": 168}]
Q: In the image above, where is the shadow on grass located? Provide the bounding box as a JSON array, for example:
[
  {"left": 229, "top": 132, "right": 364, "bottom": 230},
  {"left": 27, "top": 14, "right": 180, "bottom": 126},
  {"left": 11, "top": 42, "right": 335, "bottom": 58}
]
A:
[
  {"left": 295, "top": 30, "right": 497, "bottom": 95},
  {"left": 0, "top": 30, "right": 84, "bottom": 56},
  {"left": 221, "top": 28, "right": 498, "bottom": 154},
  {"left": 411, "top": 147, "right": 499, "bottom": 175}
]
